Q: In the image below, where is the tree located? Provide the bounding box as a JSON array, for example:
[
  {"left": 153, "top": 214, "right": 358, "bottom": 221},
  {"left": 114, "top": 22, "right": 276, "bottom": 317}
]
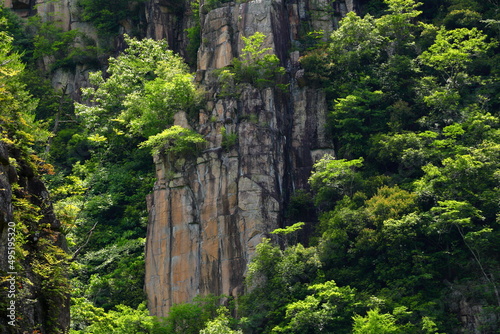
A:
[
  {"left": 365, "top": 186, "right": 418, "bottom": 225},
  {"left": 76, "top": 34, "right": 197, "bottom": 141},
  {"left": 0, "top": 27, "right": 71, "bottom": 333},
  {"left": 273, "top": 280, "right": 359, "bottom": 334},
  {"left": 308, "top": 155, "right": 364, "bottom": 207},
  {"left": 68, "top": 35, "right": 199, "bottom": 311},
  {"left": 70, "top": 299, "right": 158, "bottom": 333},
  {"left": 240, "top": 238, "right": 321, "bottom": 333},
  {"left": 218, "top": 32, "right": 286, "bottom": 91},
  {"left": 199, "top": 307, "right": 242, "bottom": 334},
  {"left": 419, "top": 27, "right": 494, "bottom": 87},
  {"left": 138, "top": 125, "right": 206, "bottom": 156},
  {"left": 376, "top": 0, "right": 423, "bottom": 56},
  {"left": 78, "top": 0, "right": 148, "bottom": 38},
  {"left": 330, "top": 89, "right": 388, "bottom": 157},
  {"left": 417, "top": 27, "right": 496, "bottom": 124},
  {"left": 0, "top": 31, "right": 38, "bottom": 148},
  {"left": 328, "top": 12, "right": 382, "bottom": 77},
  {"left": 352, "top": 309, "right": 400, "bottom": 334}
]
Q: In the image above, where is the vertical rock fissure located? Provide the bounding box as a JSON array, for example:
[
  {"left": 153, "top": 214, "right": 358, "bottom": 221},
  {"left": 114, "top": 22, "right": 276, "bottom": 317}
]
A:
[
  {"left": 279, "top": 88, "right": 294, "bottom": 230},
  {"left": 167, "top": 186, "right": 174, "bottom": 310}
]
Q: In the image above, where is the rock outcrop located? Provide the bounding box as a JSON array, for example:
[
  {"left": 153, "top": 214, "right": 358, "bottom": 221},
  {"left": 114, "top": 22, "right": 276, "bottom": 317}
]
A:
[
  {"left": 145, "top": 0, "right": 344, "bottom": 317},
  {"left": 144, "top": 0, "right": 193, "bottom": 56},
  {"left": 4, "top": 0, "right": 98, "bottom": 101}
]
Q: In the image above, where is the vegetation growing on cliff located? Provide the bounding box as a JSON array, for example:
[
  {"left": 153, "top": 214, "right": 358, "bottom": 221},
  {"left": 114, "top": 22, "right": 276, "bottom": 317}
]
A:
[
  {"left": 64, "top": 34, "right": 201, "bottom": 314},
  {"left": 216, "top": 31, "right": 287, "bottom": 95},
  {"left": 2, "top": 0, "right": 499, "bottom": 332},
  {"left": 77, "top": 0, "right": 147, "bottom": 38}
]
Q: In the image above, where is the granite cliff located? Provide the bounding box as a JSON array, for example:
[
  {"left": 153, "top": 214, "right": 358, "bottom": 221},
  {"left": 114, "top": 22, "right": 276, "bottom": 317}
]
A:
[{"left": 144, "top": 0, "right": 359, "bottom": 317}]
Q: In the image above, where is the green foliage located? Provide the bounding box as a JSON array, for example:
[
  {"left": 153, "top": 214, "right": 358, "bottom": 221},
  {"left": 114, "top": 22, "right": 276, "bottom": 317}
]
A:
[
  {"left": 217, "top": 32, "right": 286, "bottom": 92},
  {"left": 70, "top": 295, "right": 225, "bottom": 333},
  {"left": 64, "top": 38, "right": 195, "bottom": 313},
  {"left": 365, "top": 186, "right": 418, "bottom": 224},
  {"left": 153, "top": 294, "right": 224, "bottom": 334},
  {"left": 220, "top": 126, "right": 238, "bottom": 151},
  {"left": 273, "top": 280, "right": 360, "bottom": 334},
  {"left": 271, "top": 222, "right": 306, "bottom": 247},
  {"left": 241, "top": 239, "right": 322, "bottom": 332},
  {"left": 0, "top": 31, "right": 50, "bottom": 155},
  {"left": 270, "top": 222, "right": 305, "bottom": 236},
  {"left": 77, "top": 0, "right": 147, "bottom": 38},
  {"left": 70, "top": 299, "right": 158, "bottom": 333},
  {"left": 186, "top": 0, "right": 201, "bottom": 67},
  {"left": 419, "top": 27, "right": 496, "bottom": 88},
  {"left": 285, "top": 190, "right": 315, "bottom": 223},
  {"left": 352, "top": 308, "right": 401, "bottom": 334},
  {"left": 204, "top": 0, "right": 233, "bottom": 12},
  {"left": 200, "top": 307, "right": 242, "bottom": 334},
  {"left": 28, "top": 17, "right": 100, "bottom": 71},
  {"left": 376, "top": 0, "right": 423, "bottom": 55},
  {"left": 5, "top": 0, "right": 500, "bottom": 333},
  {"left": 273, "top": 0, "right": 500, "bottom": 324},
  {"left": 77, "top": 34, "right": 197, "bottom": 139},
  {"left": 234, "top": 32, "right": 286, "bottom": 89},
  {"left": 78, "top": 238, "right": 147, "bottom": 310},
  {"left": 0, "top": 6, "right": 29, "bottom": 53},
  {"left": 308, "top": 155, "right": 364, "bottom": 207},
  {"left": 215, "top": 68, "right": 238, "bottom": 98},
  {"left": 328, "top": 12, "right": 383, "bottom": 75},
  {"left": 330, "top": 89, "right": 389, "bottom": 157},
  {"left": 0, "top": 24, "right": 70, "bottom": 333},
  {"left": 300, "top": 11, "right": 500, "bottom": 318},
  {"left": 138, "top": 125, "right": 206, "bottom": 156},
  {"left": 161, "top": 303, "right": 205, "bottom": 334}
]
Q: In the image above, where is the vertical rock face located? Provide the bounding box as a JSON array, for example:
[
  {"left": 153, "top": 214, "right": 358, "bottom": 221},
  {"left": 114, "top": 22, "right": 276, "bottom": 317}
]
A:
[
  {"left": 145, "top": 0, "right": 348, "bottom": 317},
  {"left": 144, "top": 0, "right": 192, "bottom": 57},
  {"left": 0, "top": 141, "right": 70, "bottom": 333}
]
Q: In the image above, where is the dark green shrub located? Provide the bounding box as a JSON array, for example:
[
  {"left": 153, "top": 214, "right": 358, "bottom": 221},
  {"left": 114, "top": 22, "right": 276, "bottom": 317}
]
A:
[{"left": 77, "top": 0, "right": 147, "bottom": 37}]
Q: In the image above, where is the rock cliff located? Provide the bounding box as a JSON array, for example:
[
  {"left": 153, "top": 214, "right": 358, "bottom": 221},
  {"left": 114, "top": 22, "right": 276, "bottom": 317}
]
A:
[
  {"left": 4, "top": 1, "right": 496, "bottom": 332},
  {"left": 144, "top": 0, "right": 348, "bottom": 317}
]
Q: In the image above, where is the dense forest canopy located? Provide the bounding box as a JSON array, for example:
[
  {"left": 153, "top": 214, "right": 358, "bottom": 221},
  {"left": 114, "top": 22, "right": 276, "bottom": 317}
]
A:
[{"left": 0, "top": 0, "right": 499, "bottom": 332}]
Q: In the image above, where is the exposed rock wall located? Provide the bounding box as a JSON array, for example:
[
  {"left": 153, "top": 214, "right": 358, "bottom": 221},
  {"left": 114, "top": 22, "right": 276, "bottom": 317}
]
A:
[
  {"left": 145, "top": 0, "right": 343, "bottom": 317},
  {"left": 144, "top": 0, "right": 193, "bottom": 57},
  {"left": 5, "top": 1, "right": 498, "bottom": 332}
]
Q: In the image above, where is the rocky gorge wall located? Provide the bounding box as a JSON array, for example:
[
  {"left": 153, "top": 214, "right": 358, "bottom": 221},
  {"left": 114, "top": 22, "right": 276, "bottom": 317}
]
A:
[
  {"left": 144, "top": 0, "right": 352, "bottom": 317},
  {"left": 3, "top": 1, "right": 497, "bottom": 332},
  {"left": 5, "top": 0, "right": 355, "bottom": 320}
]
